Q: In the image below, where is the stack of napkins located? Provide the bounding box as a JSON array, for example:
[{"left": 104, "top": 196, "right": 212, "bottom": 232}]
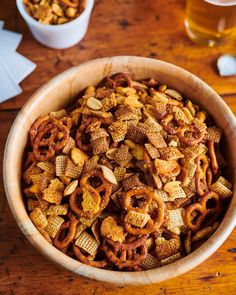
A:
[{"left": 0, "top": 21, "right": 36, "bottom": 103}]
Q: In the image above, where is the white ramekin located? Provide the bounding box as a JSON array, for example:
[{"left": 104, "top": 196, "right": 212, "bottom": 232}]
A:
[{"left": 16, "top": 0, "right": 94, "bottom": 49}]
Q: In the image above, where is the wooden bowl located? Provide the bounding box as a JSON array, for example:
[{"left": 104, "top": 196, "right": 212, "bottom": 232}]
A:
[{"left": 3, "top": 56, "right": 236, "bottom": 285}]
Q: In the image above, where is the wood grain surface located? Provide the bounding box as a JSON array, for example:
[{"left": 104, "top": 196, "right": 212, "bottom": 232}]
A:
[{"left": 0, "top": 0, "right": 235, "bottom": 294}]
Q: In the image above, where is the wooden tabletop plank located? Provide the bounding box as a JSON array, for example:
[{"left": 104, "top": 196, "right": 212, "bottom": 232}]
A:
[{"left": 0, "top": 0, "right": 236, "bottom": 294}]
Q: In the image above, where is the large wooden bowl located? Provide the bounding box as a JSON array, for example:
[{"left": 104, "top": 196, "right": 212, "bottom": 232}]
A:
[{"left": 3, "top": 56, "right": 236, "bottom": 285}]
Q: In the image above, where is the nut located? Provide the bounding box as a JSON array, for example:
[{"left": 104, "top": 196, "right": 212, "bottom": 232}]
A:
[
  {"left": 99, "top": 165, "right": 118, "bottom": 185},
  {"left": 65, "top": 7, "right": 77, "bottom": 18},
  {"left": 57, "top": 17, "right": 69, "bottom": 24},
  {"left": 52, "top": 3, "right": 64, "bottom": 17},
  {"left": 87, "top": 97, "right": 103, "bottom": 110},
  {"left": 64, "top": 180, "right": 78, "bottom": 196},
  {"left": 23, "top": 0, "right": 82, "bottom": 25}
]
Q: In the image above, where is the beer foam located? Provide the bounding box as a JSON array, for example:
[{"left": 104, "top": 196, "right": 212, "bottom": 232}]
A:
[{"left": 205, "top": 0, "right": 236, "bottom": 6}]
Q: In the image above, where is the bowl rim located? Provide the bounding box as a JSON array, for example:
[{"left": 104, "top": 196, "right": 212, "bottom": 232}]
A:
[
  {"left": 16, "top": 0, "right": 94, "bottom": 30},
  {"left": 3, "top": 56, "right": 236, "bottom": 285}
]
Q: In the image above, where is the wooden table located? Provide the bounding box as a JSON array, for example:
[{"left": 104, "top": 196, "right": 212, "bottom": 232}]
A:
[{"left": 0, "top": 0, "right": 236, "bottom": 294}]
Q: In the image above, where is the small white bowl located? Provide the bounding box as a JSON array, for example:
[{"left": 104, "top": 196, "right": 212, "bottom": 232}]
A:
[{"left": 16, "top": 0, "right": 94, "bottom": 49}]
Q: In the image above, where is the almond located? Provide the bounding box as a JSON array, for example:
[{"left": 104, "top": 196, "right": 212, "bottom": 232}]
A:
[
  {"left": 99, "top": 165, "right": 117, "bottom": 185},
  {"left": 64, "top": 180, "right": 78, "bottom": 196}
]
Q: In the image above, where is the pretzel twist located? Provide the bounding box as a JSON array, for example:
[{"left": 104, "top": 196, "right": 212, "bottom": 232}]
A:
[
  {"left": 208, "top": 140, "right": 219, "bottom": 175},
  {"left": 69, "top": 186, "right": 100, "bottom": 218},
  {"left": 184, "top": 191, "right": 221, "bottom": 231},
  {"left": 107, "top": 72, "right": 133, "bottom": 88},
  {"left": 80, "top": 171, "right": 112, "bottom": 206},
  {"left": 194, "top": 154, "right": 209, "bottom": 196},
  {"left": 123, "top": 188, "right": 153, "bottom": 213},
  {"left": 105, "top": 234, "right": 148, "bottom": 251},
  {"left": 103, "top": 236, "right": 147, "bottom": 269},
  {"left": 33, "top": 120, "right": 69, "bottom": 161},
  {"left": 73, "top": 244, "right": 108, "bottom": 268},
  {"left": 206, "top": 166, "right": 213, "bottom": 187},
  {"left": 59, "top": 116, "right": 73, "bottom": 130},
  {"left": 124, "top": 189, "right": 165, "bottom": 235},
  {"left": 29, "top": 115, "right": 50, "bottom": 144},
  {"left": 143, "top": 149, "right": 155, "bottom": 173},
  {"left": 161, "top": 108, "right": 205, "bottom": 146},
  {"left": 70, "top": 171, "right": 112, "bottom": 218},
  {"left": 24, "top": 152, "right": 37, "bottom": 170},
  {"left": 76, "top": 117, "right": 93, "bottom": 151},
  {"left": 161, "top": 114, "right": 180, "bottom": 135},
  {"left": 54, "top": 212, "right": 78, "bottom": 250},
  {"left": 177, "top": 125, "right": 206, "bottom": 146}
]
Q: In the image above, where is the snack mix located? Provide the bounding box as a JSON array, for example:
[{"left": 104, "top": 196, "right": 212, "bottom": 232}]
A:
[
  {"left": 22, "top": 73, "right": 233, "bottom": 271},
  {"left": 23, "top": 0, "right": 84, "bottom": 25}
]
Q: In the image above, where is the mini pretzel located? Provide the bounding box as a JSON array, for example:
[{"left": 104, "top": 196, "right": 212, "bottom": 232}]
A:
[
  {"left": 206, "top": 166, "right": 213, "bottom": 187},
  {"left": 161, "top": 114, "right": 181, "bottom": 134},
  {"left": 76, "top": 116, "right": 112, "bottom": 149},
  {"left": 79, "top": 171, "right": 112, "bottom": 214},
  {"left": 107, "top": 72, "right": 133, "bottom": 88},
  {"left": 80, "top": 170, "right": 112, "bottom": 195},
  {"left": 59, "top": 116, "right": 73, "bottom": 130},
  {"left": 200, "top": 191, "right": 221, "bottom": 212},
  {"left": 123, "top": 188, "right": 154, "bottom": 213},
  {"left": 103, "top": 237, "right": 147, "bottom": 269},
  {"left": 194, "top": 154, "right": 209, "bottom": 196},
  {"left": 33, "top": 121, "right": 69, "bottom": 161},
  {"left": 73, "top": 244, "right": 108, "bottom": 268},
  {"left": 155, "top": 230, "right": 181, "bottom": 260},
  {"left": 54, "top": 212, "right": 78, "bottom": 250},
  {"left": 29, "top": 115, "right": 50, "bottom": 144},
  {"left": 76, "top": 116, "right": 93, "bottom": 151},
  {"left": 184, "top": 191, "right": 221, "bottom": 231},
  {"left": 124, "top": 193, "right": 165, "bottom": 235},
  {"left": 208, "top": 140, "right": 219, "bottom": 175},
  {"left": 184, "top": 230, "right": 192, "bottom": 254},
  {"left": 177, "top": 125, "right": 206, "bottom": 146},
  {"left": 23, "top": 152, "right": 37, "bottom": 172},
  {"left": 69, "top": 186, "right": 101, "bottom": 218},
  {"left": 143, "top": 149, "right": 155, "bottom": 173},
  {"left": 105, "top": 234, "right": 148, "bottom": 251}
]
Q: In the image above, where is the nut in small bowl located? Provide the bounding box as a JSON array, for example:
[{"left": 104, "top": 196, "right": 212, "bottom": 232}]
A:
[{"left": 16, "top": 0, "right": 94, "bottom": 49}]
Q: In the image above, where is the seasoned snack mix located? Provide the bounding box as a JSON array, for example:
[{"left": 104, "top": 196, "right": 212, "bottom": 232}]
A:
[
  {"left": 22, "top": 73, "right": 233, "bottom": 271},
  {"left": 23, "top": 0, "right": 85, "bottom": 25}
]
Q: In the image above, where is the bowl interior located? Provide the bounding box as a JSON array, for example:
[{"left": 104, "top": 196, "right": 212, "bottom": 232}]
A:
[{"left": 3, "top": 56, "right": 236, "bottom": 285}]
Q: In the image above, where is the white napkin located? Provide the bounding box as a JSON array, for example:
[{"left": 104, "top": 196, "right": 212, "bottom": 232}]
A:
[
  {"left": 0, "top": 21, "right": 36, "bottom": 103},
  {"left": 0, "top": 29, "right": 22, "bottom": 51},
  {"left": 0, "top": 60, "right": 22, "bottom": 102},
  {"left": 0, "top": 49, "right": 36, "bottom": 84}
]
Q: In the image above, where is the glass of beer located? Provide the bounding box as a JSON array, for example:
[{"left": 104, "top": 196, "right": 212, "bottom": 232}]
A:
[{"left": 185, "top": 0, "right": 236, "bottom": 47}]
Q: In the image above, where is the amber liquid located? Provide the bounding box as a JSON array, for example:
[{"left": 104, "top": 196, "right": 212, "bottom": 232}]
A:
[{"left": 185, "top": 0, "right": 236, "bottom": 46}]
